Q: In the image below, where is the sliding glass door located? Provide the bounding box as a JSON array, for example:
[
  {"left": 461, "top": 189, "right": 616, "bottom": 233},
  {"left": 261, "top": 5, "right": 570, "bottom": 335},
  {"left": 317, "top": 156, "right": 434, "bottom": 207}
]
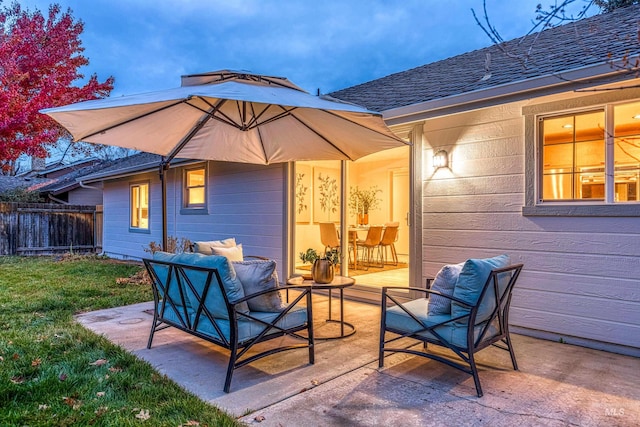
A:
[{"left": 293, "top": 146, "right": 411, "bottom": 301}]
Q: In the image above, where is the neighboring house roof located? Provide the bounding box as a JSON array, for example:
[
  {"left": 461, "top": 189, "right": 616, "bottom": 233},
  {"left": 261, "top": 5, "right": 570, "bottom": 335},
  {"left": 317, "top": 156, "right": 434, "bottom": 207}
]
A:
[
  {"left": 17, "top": 157, "right": 99, "bottom": 178},
  {"left": 35, "top": 158, "right": 118, "bottom": 195},
  {"left": 35, "top": 157, "right": 101, "bottom": 178},
  {"left": 0, "top": 175, "right": 51, "bottom": 193},
  {"left": 330, "top": 5, "right": 640, "bottom": 117}
]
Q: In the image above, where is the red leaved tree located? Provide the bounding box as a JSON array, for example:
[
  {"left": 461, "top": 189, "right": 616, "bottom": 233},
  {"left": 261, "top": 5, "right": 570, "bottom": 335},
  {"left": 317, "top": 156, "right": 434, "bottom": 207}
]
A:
[{"left": 0, "top": 2, "right": 114, "bottom": 174}]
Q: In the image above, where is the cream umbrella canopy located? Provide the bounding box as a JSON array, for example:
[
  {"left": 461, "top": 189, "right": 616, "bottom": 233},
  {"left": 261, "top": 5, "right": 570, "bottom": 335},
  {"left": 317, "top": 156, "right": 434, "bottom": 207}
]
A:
[{"left": 41, "top": 70, "right": 409, "bottom": 248}]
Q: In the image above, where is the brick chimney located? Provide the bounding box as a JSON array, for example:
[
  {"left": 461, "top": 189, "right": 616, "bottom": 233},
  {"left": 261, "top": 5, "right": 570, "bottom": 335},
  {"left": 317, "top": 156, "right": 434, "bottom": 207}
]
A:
[{"left": 30, "top": 156, "right": 46, "bottom": 172}]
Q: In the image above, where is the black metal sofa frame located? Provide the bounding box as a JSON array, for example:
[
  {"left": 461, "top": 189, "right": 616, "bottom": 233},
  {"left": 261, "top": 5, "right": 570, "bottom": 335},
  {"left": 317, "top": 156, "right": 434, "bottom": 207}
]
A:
[
  {"left": 143, "top": 258, "right": 315, "bottom": 393},
  {"left": 379, "top": 263, "right": 523, "bottom": 397}
]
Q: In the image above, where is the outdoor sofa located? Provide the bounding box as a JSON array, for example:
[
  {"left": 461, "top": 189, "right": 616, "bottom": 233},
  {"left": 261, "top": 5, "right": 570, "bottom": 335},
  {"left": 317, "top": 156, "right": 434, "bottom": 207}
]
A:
[{"left": 143, "top": 251, "right": 314, "bottom": 393}]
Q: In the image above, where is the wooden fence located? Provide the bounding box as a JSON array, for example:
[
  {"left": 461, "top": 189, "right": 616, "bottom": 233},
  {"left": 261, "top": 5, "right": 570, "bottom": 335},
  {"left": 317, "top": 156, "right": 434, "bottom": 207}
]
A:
[{"left": 0, "top": 202, "right": 98, "bottom": 256}]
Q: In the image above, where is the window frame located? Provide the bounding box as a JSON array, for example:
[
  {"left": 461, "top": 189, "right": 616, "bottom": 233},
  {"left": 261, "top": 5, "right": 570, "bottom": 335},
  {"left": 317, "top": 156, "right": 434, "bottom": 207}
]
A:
[
  {"left": 181, "top": 164, "right": 208, "bottom": 215},
  {"left": 522, "top": 88, "right": 640, "bottom": 217},
  {"left": 129, "top": 181, "right": 150, "bottom": 232}
]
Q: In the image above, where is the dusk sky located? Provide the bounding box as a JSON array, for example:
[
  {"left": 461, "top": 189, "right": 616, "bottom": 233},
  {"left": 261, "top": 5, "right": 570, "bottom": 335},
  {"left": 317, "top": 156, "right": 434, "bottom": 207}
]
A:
[{"left": 15, "top": 0, "right": 596, "bottom": 98}]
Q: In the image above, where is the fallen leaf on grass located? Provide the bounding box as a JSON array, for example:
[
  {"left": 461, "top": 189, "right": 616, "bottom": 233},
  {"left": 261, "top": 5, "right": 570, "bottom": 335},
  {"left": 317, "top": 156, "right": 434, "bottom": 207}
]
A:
[
  {"left": 95, "top": 406, "right": 108, "bottom": 416},
  {"left": 96, "top": 392, "right": 105, "bottom": 397},
  {"left": 10, "top": 376, "right": 25, "bottom": 384},
  {"left": 0, "top": 356, "right": 4, "bottom": 362},
  {"left": 62, "top": 396, "right": 82, "bottom": 410},
  {"left": 38, "top": 404, "right": 49, "bottom": 410},
  {"left": 31, "top": 358, "right": 42, "bottom": 367},
  {"left": 90, "top": 358, "right": 108, "bottom": 366},
  {"left": 59, "top": 373, "right": 67, "bottom": 381},
  {"left": 180, "top": 421, "right": 200, "bottom": 426},
  {"left": 12, "top": 353, "right": 19, "bottom": 360},
  {"left": 135, "top": 409, "right": 150, "bottom": 421},
  {"left": 109, "top": 366, "right": 122, "bottom": 373}
]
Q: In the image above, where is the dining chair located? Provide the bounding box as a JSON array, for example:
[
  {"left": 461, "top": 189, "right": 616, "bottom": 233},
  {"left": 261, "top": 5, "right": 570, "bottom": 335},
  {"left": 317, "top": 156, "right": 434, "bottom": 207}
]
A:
[
  {"left": 378, "top": 222, "right": 399, "bottom": 266},
  {"left": 319, "top": 222, "right": 340, "bottom": 254},
  {"left": 356, "top": 225, "right": 383, "bottom": 269},
  {"left": 348, "top": 230, "right": 358, "bottom": 268}
]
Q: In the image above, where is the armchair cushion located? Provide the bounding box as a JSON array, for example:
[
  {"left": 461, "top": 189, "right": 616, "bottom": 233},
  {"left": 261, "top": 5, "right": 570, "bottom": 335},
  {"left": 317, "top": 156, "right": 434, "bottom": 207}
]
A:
[
  {"left": 386, "top": 298, "right": 500, "bottom": 349},
  {"left": 428, "top": 263, "right": 463, "bottom": 315},
  {"left": 451, "top": 254, "right": 510, "bottom": 323},
  {"left": 232, "top": 259, "right": 285, "bottom": 312}
]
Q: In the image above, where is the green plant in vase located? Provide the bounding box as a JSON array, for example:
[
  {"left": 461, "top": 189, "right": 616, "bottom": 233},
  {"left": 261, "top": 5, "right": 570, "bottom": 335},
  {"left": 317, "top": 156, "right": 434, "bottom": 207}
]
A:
[
  {"left": 350, "top": 185, "right": 382, "bottom": 225},
  {"left": 299, "top": 248, "right": 340, "bottom": 284}
]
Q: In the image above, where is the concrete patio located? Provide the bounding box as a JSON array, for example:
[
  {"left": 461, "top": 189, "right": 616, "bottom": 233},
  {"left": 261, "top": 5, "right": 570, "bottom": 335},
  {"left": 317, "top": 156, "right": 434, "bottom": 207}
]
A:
[{"left": 76, "top": 295, "right": 639, "bottom": 426}]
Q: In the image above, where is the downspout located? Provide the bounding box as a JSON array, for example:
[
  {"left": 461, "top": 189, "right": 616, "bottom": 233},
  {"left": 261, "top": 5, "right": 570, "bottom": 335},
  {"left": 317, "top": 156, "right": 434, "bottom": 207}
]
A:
[
  {"left": 47, "top": 193, "right": 69, "bottom": 205},
  {"left": 159, "top": 159, "right": 170, "bottom": 251},
  {"left": 78, "top": 180, "right": 100, "bottom": 190}
]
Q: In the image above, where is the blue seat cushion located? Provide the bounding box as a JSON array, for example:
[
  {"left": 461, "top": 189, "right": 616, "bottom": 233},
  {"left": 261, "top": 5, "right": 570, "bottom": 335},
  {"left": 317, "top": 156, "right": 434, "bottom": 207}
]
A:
[
  {"left": 451, "top": 255, "right": 510, "bottom": 324},
  {"left": 193, "top": 306, "right": 309, "bottom": 344},
  {"left": 386, "top": 298, "right": 499, "bottom": 349}
]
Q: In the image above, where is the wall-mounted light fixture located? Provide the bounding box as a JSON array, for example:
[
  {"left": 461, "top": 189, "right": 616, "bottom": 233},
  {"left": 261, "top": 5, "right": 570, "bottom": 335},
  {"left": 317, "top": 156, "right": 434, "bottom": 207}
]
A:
[{"left": 433, "top": 149, "right": 449, "bottom": 169}]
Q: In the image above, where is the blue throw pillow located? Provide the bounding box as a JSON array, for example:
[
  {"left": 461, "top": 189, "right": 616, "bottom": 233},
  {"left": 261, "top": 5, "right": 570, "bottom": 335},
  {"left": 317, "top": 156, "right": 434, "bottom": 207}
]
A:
[
  {"left": 451, "top": 254, "right": 510, "bottom": 323},
  {"left": 232, "top": 259, "right": 285, "bottom": 312},
  {"left": 428, "top": 263, "right": 463, "bottom": 315}
]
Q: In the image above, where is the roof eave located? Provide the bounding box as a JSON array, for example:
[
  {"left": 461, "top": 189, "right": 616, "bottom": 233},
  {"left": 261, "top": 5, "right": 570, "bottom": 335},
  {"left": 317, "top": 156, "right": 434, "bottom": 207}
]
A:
[
  {"left": 80, "top": 158, "right": 201, "bottom": 184},
  {"left": 383, "top": 60, "right": 638, "bottom": 125}
]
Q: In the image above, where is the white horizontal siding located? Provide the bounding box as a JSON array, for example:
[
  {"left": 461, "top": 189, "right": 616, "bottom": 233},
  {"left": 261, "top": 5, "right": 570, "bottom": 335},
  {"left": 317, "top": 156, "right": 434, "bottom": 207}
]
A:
[
  {"left": 102, "top": 171, "right": 162, "bottom": 260},
  {"left": 102, "top": 161, "right": 287, "bottom": 273},
  {"left": 68, "top": 186, "right": 103, "bottom": 205},
  {"left": 421, "top": 99, "right": 640, "bottom": 355}
]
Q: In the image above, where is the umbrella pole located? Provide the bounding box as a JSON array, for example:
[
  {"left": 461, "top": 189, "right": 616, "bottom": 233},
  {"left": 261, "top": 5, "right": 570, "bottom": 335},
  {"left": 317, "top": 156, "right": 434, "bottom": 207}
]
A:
[{"left": 159, "top": 159, "right": 169, "bottom": 251}]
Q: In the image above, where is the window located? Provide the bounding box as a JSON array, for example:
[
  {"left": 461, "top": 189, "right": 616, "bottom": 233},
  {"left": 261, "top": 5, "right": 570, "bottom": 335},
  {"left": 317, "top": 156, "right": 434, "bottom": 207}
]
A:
[
  {"left": 612, "top": 102, "right": 640, "bottom": 202},
  {"left": 523, "top": 94, "right": 640, "bottom": 217},
  {"left": 540, "top": 101, "right": 640, "bottom": 203},
  {"left": 130, "top": 183, "right": 149, "bottom": 230},
  {"left": 184, "top": 167, "right": 206, "bottom": 209}
]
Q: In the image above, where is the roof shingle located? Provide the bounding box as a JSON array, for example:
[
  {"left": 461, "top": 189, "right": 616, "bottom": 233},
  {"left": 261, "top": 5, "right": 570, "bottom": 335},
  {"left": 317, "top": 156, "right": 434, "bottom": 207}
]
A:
[{"left": 330, "top": 5, "right": 640, "bottom": 112}]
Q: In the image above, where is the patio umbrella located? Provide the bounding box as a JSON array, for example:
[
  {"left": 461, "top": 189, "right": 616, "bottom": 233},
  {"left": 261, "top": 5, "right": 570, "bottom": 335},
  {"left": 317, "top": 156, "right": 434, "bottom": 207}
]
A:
[{"left": 41, "top": 70, "right": 409, "bottom": 247}]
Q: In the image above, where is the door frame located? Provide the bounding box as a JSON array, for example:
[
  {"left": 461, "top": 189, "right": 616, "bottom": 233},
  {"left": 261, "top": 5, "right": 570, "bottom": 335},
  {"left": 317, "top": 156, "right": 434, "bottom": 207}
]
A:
[{"left": 286, "top": 124, "right": 424, "bottom": 302}]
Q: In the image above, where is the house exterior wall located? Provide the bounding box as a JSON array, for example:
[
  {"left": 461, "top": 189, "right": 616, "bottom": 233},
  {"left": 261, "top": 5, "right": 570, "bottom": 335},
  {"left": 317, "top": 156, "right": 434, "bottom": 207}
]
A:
[
  {"left": 420, "top": 97, "right": 640, "bottom": 357},
  {"left": 67, "top": 185, "right": 104, "bottom": 206},
  {"left": 101, "top": 161, "right": 287, "bottom": 271}
]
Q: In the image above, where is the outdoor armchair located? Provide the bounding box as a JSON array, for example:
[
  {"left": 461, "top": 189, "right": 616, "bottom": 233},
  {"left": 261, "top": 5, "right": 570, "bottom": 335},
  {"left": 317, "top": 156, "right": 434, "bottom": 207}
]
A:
[{"left": 379, "top": 255, "right": 523, "bottom": 397}]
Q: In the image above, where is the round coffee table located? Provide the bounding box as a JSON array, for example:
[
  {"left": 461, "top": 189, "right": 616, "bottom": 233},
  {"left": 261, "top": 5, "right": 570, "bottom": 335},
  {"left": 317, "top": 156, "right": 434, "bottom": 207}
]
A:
[{"left": 286, "top": 275, "right": 356, "bottom": 340}]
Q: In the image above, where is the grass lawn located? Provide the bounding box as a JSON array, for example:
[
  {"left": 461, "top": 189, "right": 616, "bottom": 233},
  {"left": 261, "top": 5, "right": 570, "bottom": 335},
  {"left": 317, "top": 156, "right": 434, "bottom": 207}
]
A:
[{"left": 0, "top": 255, "right": 241, "bottom": 427}]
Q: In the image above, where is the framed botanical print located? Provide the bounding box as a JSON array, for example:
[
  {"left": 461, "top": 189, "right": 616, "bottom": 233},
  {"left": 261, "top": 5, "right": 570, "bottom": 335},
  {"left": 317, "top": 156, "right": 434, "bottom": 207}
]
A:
[
  {"left": 313, "top": 166, "right": 341, "bottom": 223},
  {"left": 295, "top": 164, "right": 312, "bottom": 223}
]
